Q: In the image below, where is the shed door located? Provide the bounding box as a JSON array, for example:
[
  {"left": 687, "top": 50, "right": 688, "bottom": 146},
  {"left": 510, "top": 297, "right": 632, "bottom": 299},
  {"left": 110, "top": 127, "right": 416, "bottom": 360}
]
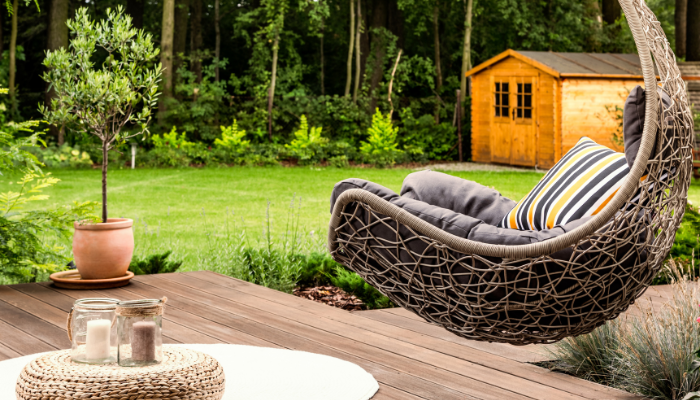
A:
[{"left": 490, "top": 76, "right": 537, "bottom": 166}]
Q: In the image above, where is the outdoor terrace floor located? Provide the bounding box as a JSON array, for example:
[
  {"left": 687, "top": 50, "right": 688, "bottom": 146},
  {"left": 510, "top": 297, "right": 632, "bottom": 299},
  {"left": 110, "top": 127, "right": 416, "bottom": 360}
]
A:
[{"left": 0, "top": 270, "right": 659, "bottom": 399}]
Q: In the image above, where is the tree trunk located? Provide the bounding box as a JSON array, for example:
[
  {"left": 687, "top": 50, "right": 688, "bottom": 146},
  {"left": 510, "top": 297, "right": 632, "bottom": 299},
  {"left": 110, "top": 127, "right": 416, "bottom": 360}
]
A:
[
  {"left": 320, "top": 15, "right": 325, "bottom": 95},
  {"left": 190, "top": 0, "right": 203, "bottom": 83},
  {"left": 352, "top": 0, "right": 361, "bottom": 103},
  {"left": 676, "top": 0, "right": 687, "bottom": 58},
  {"left": 433, "top": 1, "right": 442, "bottom": 124},
  {"left": 46, "top": 0, "right": 69, "bottom": 144},
  {"left": 159, "top": 0, "right": 175, "bottom": 120},
  {"left": 215, "top": 0, "right": 221, "bottom": 82},
  {"left": 688, "top": 0, "right": 700, "bottom": 61},
  {"left": 368, "top": 0, "right": 388, "bottom": 112},
  {"left": 344, "top": 0, "right": 355, "bottom": 97},
  {"left": 126, "top": 0, "right": 144, "bottom": 29},
  {"left": 460, "top": 0, "right": 472, "bottom": 100},
  {"left": 268, "top": 29, "right": 280, "bottom": 142},
  {"left": 173, "top": 0, "right": 190, "bottom": 87},
  {"left": 602, "top": 0, "right": 621, "bottom": 25},
  {"left": 101, "top": 141, "right": 109, "bottom": 223},
  {"left": 8, "top": 0, "right": 17, "bottom": 113}
]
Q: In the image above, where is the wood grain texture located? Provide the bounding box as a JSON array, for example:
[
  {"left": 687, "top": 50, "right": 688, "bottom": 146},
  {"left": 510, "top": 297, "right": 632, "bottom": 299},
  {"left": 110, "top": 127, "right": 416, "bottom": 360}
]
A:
[{"left": 0, "top": 271, "right": 648, "bottom": 400}]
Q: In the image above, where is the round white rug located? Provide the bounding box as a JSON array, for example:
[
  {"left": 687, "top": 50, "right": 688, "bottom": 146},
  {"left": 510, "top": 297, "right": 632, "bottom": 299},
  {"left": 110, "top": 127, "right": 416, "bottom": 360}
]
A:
[{"left": 0, "top": 343, "right": 379, "bottom": 400}]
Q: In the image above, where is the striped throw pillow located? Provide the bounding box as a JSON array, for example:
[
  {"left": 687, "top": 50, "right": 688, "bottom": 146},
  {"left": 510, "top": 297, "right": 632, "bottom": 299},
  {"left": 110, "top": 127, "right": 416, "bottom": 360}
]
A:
[{"left": 498, "top": 137, "right": 629, "bottom": 231}]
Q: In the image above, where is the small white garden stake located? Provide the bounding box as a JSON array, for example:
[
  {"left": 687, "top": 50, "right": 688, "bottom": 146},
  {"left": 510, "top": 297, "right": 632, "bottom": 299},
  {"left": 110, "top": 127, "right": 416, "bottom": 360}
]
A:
[{"left": 131, "top": 142, "right": 137, "bottom": 169}]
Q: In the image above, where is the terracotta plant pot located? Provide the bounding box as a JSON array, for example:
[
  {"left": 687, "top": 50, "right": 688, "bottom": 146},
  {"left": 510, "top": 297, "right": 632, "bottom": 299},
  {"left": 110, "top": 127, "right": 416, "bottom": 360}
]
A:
[{"left": 73, "top": 218, "right": 134, "bottom": 280}]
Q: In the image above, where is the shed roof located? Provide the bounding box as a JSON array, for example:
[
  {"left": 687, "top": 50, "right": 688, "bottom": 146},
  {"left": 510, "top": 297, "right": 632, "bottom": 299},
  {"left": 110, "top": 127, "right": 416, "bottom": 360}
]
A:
[{"left": 466, "top": 49, "right": 652, "bottom": 78}]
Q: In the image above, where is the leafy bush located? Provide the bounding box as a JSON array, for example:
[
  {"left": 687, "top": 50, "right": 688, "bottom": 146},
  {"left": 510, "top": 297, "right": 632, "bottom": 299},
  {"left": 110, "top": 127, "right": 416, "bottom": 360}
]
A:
[
  {"left": 152, "top": 126, "right": 195, "bottom": 149},
  {"left": 285, "top": 115, "right": 328, "bottom": 164},
  {"left": 214, "top": 120, "right": 250, "bottom": 151},
  {"left": 399, "top": 107, "right": 457, "bottom": 161},
  {"left": 129, "top": 251, "right": 183, "bottom": 275},
  {"left": 360, "top": 109, "right": 403, "bottom": 167},
  {"left": 653, "top": 205, "right": 700, "bottom": 285},
  {"left": 330, "top": 266, "right": 393, "bottom": 309},
  {"left": 29, "top": 144, "right": 93, "bottom": 169}
]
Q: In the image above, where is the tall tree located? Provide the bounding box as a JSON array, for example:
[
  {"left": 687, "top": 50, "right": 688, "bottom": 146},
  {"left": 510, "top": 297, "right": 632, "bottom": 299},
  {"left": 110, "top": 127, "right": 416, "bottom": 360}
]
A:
[
  {"left": 344, "top": 0, "right": 355, "bottom": 97},
  {"left": 160, "top": 0, "right": 175, "bottom": 119},
  {"left": 215, "top": 0, "right": 221, "bottom": 82},
  {"left": 8, "top": 0, "right": 18, "bottom": 112},
  {"left": 433, "top": 0, "right": 441, "bottom": 123},
  {"left": 126, "top": 0, "right": 144, "bottom": 29},
  {"left": 352, "top": 0, "right": 361, "bottom": 103},
  {"left": 602, "top": 0, "right": 621, "bottom": 25},
  {"left": 265, "top": 0, "right": 286, "bottom": 141},
  {"left": 46, "top": 0, "right": 69, "bottom": 144},
  {"left": 190, "top": 0, "right": 203, "bottom": 83},
  {"left": 173, "top": 0, "right": 190, "bottom": 84},
  {"left": 688, "top": 0, "right": 700, "bottom": 61},
  {"left": 676, "top": 0, "right": 687, "bottom": 58},
  {"left": 368, "top": 0, "right": 388, "bottom": 111},
  {"left": 460, "top": 0, "right": 472, "bottom": 100}
]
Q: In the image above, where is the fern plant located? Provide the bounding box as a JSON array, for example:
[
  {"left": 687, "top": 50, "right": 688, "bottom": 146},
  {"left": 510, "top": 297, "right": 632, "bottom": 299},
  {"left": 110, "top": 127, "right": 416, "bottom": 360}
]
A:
[
  {"left": 129, "top": 251, "right": 183, "bottom": 275},
  {"left": 214, "top": 120, "right": 250, "bottom": 151},
  {"left": 360, "top": 109, "right": 403, "bottom": 167},
  {"left": 286, "top": 115, "right": 328, "bottom": 164}
]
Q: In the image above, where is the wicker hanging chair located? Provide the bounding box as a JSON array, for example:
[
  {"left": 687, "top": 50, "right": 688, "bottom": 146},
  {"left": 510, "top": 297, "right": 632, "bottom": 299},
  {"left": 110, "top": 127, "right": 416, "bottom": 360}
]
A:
[{"left": 328, "top": 0, "right": 695, "bottom": 345}]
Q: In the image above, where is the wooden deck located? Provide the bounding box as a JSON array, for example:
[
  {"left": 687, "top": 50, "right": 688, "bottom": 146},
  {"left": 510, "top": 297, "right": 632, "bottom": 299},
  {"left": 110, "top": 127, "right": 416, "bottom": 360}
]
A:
[{"left": 0, "top": 271, "right": 652, "bottom": 399}]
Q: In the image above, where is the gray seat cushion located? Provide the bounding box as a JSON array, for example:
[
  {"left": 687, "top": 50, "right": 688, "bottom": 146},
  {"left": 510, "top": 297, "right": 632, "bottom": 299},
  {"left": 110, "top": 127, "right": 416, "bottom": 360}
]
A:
[{"left": 623, "top": 85, "right": 672, "bottom": 168}]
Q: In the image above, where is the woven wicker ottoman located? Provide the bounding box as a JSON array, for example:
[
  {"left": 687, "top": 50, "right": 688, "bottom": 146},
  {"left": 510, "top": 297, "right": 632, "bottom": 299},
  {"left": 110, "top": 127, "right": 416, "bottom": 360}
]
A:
[{"left": 15, "top": 345, "right": 225, "bottom": 399}]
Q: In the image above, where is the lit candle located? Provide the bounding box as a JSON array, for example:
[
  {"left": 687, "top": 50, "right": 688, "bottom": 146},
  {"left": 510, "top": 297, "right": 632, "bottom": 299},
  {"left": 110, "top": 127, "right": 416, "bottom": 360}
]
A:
[
  {"left": 86, "top": 319, "right": 111, "bottom": 360},
  {"left": 131, "top": 321, "right": 156, "bottom": 361}
]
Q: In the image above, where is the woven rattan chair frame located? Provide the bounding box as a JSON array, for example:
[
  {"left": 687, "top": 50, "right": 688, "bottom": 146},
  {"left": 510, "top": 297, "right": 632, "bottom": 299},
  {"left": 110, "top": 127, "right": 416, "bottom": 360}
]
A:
[{"left": 328, "top": 0, "right": 695, "bottom": 345}]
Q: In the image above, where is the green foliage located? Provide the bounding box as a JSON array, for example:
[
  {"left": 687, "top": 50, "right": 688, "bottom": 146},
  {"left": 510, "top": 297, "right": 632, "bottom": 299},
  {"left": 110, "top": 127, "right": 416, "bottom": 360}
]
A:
[
  {"left": 152, "top": 126, "right": 195, "bottom": 149},
  {"left": 214, "top": 120, "right": 250, "bottom": 151},
  {"left": 653, "top": 206, "right": 700, "bottom": 285},
  {"left": 360, "top": 109, "right": 403, "bottom": 167},
  {"left": 285, "top": 115, "right": 328, "bottom": 164},
  {"left": 129, "top": 251, "right": 183, "bottom": 275},
  {"left": 29, "top": 145, "right": 93, "bottom": 169},
  {"left": 399, "top": 107, "right": 456, "bottom": 161},
  {"left": 330, "top": 266, "right": 393, "bottom": 310}
]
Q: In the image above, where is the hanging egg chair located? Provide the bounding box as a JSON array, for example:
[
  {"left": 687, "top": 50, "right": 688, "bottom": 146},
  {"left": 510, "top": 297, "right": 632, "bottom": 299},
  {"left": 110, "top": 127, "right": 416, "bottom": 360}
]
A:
[{"left": 328, "top": 0, "right": 694, "bottom": 345}]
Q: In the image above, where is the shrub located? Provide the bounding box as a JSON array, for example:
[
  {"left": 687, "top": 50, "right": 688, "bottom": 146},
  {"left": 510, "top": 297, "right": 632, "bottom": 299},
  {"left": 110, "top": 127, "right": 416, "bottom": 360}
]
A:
[
  {"left": 330, "top": 266, "right": 393, "bottom": 310},
  {"left": 653, "top": 205, "right": 700, "bottom": 285},
  {"left": 360, "top": 109, "right": 403, "bottom": 167},
  {"left": 129, "top": 251, "right": 183, "bottom": 275},
  {"left": 214, "top": 120, "right": 250, "bottom": 151},
  {"left": 399, "top": 107, "right": 457, "bottom": 161},
  {"left": 29, "top": 144, "right": 93, "bottom": 169},
  {"left": 152, "top": 126, "right": 195, "bottom": 149},
  {"left": 285, "top": 115, "right": 328, "bottom": 164}
]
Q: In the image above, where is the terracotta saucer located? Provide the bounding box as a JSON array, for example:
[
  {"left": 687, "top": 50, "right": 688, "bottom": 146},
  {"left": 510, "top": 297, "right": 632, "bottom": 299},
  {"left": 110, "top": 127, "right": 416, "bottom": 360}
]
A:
[{"left": 49, "top": 270, "right": 135, "bottom": 290}]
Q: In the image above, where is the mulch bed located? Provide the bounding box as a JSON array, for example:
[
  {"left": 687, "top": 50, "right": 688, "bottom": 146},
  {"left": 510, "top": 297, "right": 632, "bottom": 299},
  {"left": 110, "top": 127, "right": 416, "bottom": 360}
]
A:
[{"left": 293, "top": 285, "right": 366, "bottom": 311}]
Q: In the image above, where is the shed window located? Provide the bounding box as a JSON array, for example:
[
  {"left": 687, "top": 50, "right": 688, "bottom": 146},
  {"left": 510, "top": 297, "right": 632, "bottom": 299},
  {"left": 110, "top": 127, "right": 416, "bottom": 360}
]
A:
[
  {"left": 494, "top": 82, "right": 509, "bottom": 117},
  {"left": 516, "top": 83, "right": 532, "bottom": 119}
]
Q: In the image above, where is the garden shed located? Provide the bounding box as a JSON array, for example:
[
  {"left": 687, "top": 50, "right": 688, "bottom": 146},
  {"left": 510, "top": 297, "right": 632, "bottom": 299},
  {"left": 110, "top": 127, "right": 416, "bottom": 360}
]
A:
[{"left": 467, "top": 49, "right": 649, "bottom": 169}]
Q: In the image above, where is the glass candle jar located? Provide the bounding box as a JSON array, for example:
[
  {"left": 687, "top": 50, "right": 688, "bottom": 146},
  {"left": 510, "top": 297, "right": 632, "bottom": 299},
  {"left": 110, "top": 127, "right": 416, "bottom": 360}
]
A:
[
  {"left": 68, "top": 298, "right": 119, "bottom": 364},
  {"left": 117, "top": 298, "right": 164, "bottom": 367}
]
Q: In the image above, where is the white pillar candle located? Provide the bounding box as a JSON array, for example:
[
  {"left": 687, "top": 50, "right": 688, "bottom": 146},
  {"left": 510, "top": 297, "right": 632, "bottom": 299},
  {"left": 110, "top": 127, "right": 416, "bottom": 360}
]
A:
[{"left": 86, "top": 319, "right": 111, "bottom": 360}]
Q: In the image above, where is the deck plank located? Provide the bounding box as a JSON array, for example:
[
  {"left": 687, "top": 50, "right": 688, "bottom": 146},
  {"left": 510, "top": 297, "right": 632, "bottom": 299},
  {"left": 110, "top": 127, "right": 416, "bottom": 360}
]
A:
[{"left": 0, "top": 271, "right": 652, "bottom": 400}]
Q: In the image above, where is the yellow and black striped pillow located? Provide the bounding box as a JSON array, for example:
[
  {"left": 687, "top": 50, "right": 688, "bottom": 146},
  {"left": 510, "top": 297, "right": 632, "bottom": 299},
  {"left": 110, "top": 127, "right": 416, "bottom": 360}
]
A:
[{"left": 498, "top": 137, "right": 629, "bottom": 231}]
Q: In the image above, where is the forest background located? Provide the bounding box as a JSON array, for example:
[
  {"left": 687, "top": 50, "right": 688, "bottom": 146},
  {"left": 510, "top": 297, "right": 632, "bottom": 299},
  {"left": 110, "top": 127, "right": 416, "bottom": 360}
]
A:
[{"left": 0, "top": 0, "right": 690, "bottom": 165}]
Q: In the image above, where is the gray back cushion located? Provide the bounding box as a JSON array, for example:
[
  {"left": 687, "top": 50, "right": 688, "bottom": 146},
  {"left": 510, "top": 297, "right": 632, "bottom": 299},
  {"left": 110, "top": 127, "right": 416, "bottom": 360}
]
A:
[{"left": 623, "top": 85, "right": 671, "bottom": 168}]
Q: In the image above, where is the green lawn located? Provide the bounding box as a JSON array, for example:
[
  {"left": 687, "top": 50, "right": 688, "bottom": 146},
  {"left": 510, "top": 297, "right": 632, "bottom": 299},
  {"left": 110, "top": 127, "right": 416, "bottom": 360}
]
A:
[{"left": 4, "top": 166, "right": 699, "bottom": 268}]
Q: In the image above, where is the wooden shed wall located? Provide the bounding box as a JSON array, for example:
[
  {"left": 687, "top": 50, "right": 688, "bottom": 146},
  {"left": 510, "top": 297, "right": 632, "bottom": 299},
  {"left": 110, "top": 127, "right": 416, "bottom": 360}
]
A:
[
  {"left": 471, "top": 70, "right": 491, "bottom": 163},
  {"left": 560, "top": 78, "right": 643, "bottom": 154},
  {"left": 537, "top": 73, "right": 557, "bottom": 169}
]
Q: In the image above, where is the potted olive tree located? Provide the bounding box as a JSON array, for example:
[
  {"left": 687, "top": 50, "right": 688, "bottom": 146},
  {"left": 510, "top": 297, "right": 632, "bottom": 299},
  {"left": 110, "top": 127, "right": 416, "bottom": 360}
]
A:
[{"left": 41, "top": 7, "right": 161, "bottom": 279}]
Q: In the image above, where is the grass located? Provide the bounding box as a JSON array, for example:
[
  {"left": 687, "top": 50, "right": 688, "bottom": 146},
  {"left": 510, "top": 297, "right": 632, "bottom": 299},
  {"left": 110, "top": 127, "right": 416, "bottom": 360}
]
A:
[{"left": 0, "top": 166, "right": 546, "bottom": 268}]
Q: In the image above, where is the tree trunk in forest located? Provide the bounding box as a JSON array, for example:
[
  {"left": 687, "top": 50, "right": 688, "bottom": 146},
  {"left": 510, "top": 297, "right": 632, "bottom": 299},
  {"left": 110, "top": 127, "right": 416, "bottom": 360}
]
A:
[
  {"left": 173, "top": 0, "right": 190, "bottom": 87},
  {"left": 460, "top": 0, "right": 472, "bottom": 101},
  {"left": 46, "top": 0, "right": 69, "bottom": 144},
  {"left": 688, "top": 0, "right": 700, "bottom": 61},
  {"left": 344, "top": 0, "right": 354, "bottom": 97},
  {"left": 320, "top": 15, "right": 325, "bottom": 95},
  {"left": 368, "top": 0, "right": 388, "bottom": 112},
  {"left": 159, "top": 0, "right": 175, "bottom": 120},
  {"left": 676, "top": 0, "right": 687, "bottom": 58},
  {"left": 215, "top": 0, "right": 221, "bottom": 82},
  {"left": 8, "top": 0, "right": 17, "bottom": 114},
  {"left": 602, "top": 0, "right": 621, "bottom": 25},
  {"left": 126, "top": 0, "right": 144, "bottom": 29},
  {"left": 190, "top": 0, "right": 203, "bottom": 83},
  {"left": 433, "top": 2, "right": 442, "bottom": 124},
  {"left": 268, "top": 29, "right": 280, "bottom": 142},
  {"left": 352, "top": 0, "right": 361, "bottom": 103}
]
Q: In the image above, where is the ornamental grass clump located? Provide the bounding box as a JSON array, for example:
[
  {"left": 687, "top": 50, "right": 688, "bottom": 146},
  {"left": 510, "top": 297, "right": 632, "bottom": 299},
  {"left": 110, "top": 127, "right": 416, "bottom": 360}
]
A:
[{"left": 548, "top": 261, "right": 700, "bottom": 399}]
